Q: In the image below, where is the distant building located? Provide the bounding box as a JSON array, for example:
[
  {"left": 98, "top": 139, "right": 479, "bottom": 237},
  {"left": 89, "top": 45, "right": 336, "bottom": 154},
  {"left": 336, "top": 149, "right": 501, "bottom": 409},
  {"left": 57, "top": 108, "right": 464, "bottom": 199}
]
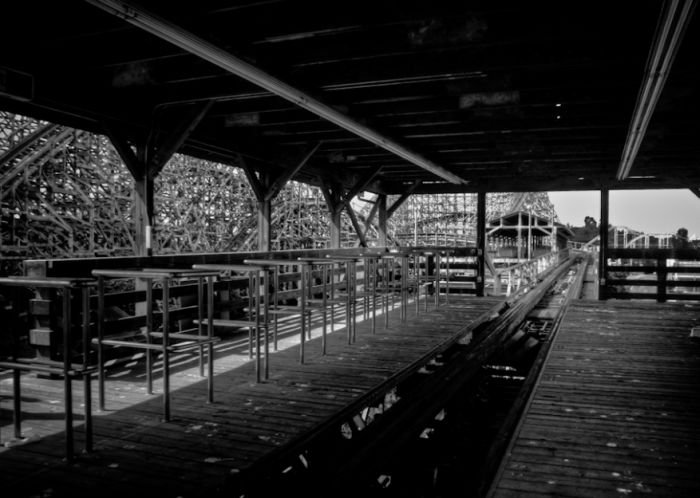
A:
[{"left": 487, "top": 210, "right": 573, "bottom": 261}]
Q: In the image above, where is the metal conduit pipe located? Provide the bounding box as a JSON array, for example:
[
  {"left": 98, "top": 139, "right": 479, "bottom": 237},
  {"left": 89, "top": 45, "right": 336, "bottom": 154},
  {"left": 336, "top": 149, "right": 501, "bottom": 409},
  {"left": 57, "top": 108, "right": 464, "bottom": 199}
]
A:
[{"left": 617, "top": 0, "right": 696, "bottom": 180}]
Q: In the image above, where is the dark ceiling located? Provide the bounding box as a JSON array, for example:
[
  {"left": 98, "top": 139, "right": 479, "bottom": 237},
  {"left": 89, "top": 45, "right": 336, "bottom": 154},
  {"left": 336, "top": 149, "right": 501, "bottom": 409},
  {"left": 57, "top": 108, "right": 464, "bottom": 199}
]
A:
[{"left": 1, "top": 1, "right": 698, "bottom": 195}]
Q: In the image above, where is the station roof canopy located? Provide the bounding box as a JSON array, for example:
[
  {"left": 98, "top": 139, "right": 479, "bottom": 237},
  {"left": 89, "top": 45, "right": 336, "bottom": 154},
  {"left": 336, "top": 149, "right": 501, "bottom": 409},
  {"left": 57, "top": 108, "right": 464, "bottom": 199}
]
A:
[{"left": 1, "top": 1, "right": 698, "bottom": 195}]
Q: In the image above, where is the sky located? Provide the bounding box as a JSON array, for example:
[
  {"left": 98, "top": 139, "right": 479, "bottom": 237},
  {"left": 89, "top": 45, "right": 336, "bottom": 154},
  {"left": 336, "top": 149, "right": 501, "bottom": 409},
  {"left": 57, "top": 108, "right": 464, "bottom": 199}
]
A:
[{"left": 548, "top": 190, "right": 700, "bottom": 239}]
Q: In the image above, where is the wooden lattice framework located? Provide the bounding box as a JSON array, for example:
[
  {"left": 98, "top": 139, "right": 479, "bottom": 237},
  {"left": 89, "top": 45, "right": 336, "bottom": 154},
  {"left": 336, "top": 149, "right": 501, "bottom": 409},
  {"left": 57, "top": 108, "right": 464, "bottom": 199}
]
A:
[
  {"left": 2, "top": 111, "right": 561, "bottom": 274},
  {"left": 390, "top": 191, "right": 558, "bottom": 246},
  {"left": 0, "top": 112, "right": 368, "bottom": 273},
  {"left": 1, "top": 113, "right": 135, "bottom": 267}
]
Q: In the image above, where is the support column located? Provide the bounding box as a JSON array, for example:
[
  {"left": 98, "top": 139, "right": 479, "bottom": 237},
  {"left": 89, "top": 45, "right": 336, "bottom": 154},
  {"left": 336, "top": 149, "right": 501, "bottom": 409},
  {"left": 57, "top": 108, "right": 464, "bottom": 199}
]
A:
[
  {"left": 243, "top": 144, "right": 321, "bottom": 252},
  {"left": 242, "top": 162, "right": 274, "bottom": 252},
  {"left": 476, "top": 191, "right": 486, "bottom": 297},
  {"left": 517, "top": 212, "right": 523, "bottom": 260},
  {"left": 345, "top": 206, "right": 367, "bottom": 247},
  {"left": 527, "top": 211, "right": 532, "bottom": 259},
  {"left": 105, "top": 133, "right": 154, "bottom": 257},
  {"left": 598, "top": 189, "right": 609, "bottom": 300},
  {"left": 104, "top": 101, "right": 211, "bottom": 256},
  {"left": 377, "top": 194, "right": 388, "bottom": 247},
  {"left": 329, "top": 208, "right": 342, "bottom": 249},
  {"left": 257, "top": 199, "right": 272, "bottom": 252},
  {"left": 133, "top": 176, "right": 155, "bottom": 256},
  {"left": 360, "top": 200, "right": 381, "bottom": 246},
  {"left": 319, "top": 178, "right": 343, "bottom": 249}
]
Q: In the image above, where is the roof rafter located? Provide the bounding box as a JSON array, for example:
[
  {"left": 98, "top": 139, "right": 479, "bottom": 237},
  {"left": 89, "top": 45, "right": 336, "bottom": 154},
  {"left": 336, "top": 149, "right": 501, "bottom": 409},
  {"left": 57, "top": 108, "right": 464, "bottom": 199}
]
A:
[
  {"left": 263, "top": 142, "right": 321, "bottom": 202},
  {"left": 387, "top": 180, "right": 422, "bottom": 218},
  {"left": 344, "top": 205, "right": 367, "bottom": 247},
  {"left": 85, "top": 0, "right": 469, "bottom": 186},
  {"left": 148, "top": 100, "right": 213, "bottom": 178},
  {"left": 341, "top": 167, "right": 383, "bottom": 208}
]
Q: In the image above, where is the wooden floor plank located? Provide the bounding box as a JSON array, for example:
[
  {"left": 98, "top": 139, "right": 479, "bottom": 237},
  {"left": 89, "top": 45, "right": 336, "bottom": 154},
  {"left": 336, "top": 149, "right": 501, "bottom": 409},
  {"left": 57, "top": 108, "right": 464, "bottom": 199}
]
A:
[
  {"left": 2, "top": 295, "right": 502, "bottom": 497},
  {"left": 489, "top": 299, "right": 700, "bottom": 498}
]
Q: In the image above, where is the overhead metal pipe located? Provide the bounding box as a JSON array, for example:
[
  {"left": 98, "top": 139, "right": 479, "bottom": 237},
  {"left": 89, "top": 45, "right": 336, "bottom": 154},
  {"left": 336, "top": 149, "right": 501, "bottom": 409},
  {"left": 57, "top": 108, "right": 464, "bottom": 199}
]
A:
[
  {"left": 85, "top": 0, "right": 469, "bottom": 186},
  {"left": 617, "top": 0, "right": 696, "bottom": 180}
]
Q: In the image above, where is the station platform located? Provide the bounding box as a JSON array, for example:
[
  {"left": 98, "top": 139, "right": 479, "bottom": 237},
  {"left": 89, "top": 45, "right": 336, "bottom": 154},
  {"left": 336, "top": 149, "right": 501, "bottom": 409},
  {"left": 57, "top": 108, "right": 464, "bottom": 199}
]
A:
[
  {"left": 488, "top": 299, "right": 700, "bottom": 497},
  {"left": 1, "top": 294, "right": 503, "bottom": 497}
]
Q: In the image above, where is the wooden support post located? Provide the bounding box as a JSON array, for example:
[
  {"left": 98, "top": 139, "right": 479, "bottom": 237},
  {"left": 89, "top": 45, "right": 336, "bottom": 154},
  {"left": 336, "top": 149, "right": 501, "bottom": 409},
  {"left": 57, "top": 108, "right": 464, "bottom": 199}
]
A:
[
  {"left": 257, "top": 199, "right": 272, "bottom": 252},
  {"left": 106, "top": 130, "right": 152, "bottom": 257},
  {"left": 148, "top": 101, "right": 213, "bottom": 178},
  {"left": 387, "top": 180, "right": 422, "bottom": 219},
  {"left": 320, "top": 179, "right": 343, "bottom": 249},
  {"left": 104, "top": 102, "right": 211, "bottom": 256},
  {"left": 377, "top": 194, "right": 388, "bottom": 247},
  {"left": 517, "top": 212, "right": 523, "bottom": 260},
  {"left": 361, "top": 200, "right": 380, "bottom": 241},
  {"left": 345, "top": 205, "right": 367, "bottom": 247},
  {"left": 330, "top": 209, "right": 342, "bottom": 249},
  {"left": 599, "top": 189, "right": 609, "bottom": 300},
  {"left": 263, "top": 143, "right": 321, "bottom": 202},
  {"left": 476, "top": 191, "right": 486, "bottom": 297},
  {"left": 340, "top": 167, "right": 382, "bottom": 210},
  {"left": 657, "top": 257, "right": 667, "bottom": 303},
  {"left": 133, "top": 175, "right": 155, "bottom": 256},
  {"left": 241, "top": 160, "right": 274, "bottom": 251},
  {"left": 527, "top": 211, "right": 532, "bottom": 260}
]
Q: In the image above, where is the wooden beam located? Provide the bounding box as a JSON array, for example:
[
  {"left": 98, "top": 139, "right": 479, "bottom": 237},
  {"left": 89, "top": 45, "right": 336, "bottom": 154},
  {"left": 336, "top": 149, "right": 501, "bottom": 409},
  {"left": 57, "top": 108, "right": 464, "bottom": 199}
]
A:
[
  {"left": 345, "top": 205, "right": 367, "bottom": 247},
  {"left": 133, "top": 177, "right": 154, "bottom": 256},
  {"left": 240, "top": 157, "right": 266, "bottom": 202},
  {"left": 87, "top": 0, "right": 469, "bottom": 185},
  {"left": 517, "top": 212, "right": 523, "bottom": 260},
  {"left": 599, "top": 189, "right": 609, "bottom": 300},
  {"left": 476, "top": 191, "right": 486, "bottom": 297},
  {"left": 240, "top": 156, "right": 274, "bottom": 249},
  {"left": 691, "top": 187, "right": 700, "bottom": 199},
  {"left": 263, "top": 142, "right": 321, "bottom": 202},
  {"left": 484, "top": 251, "right": 499, "bottom": 282},
  {"left": 377, "top": 194, "right": 388, "bottom": 247},
  {"left": 387, "top": 180, "right": 422, "bottom": 218},
  {"left": 329, "top": 210, "right": 342, "bottom": 249},
  {"left": 148, "top": 101, "right": 213, "bottom": 178},
  {"left": 103, "top": 126, "right": 157, "bottom": 256},
  {"left": 257, "top": 200, "right": 271, "bottom": 252},
  {"left": 361, "top": 200, "right": 381, "bottom": 239},
  {"left": 320, "top": 178, "right": 343, "bottom": 248},
  {"left": 319, "top": 179, "right": 339, "bottom": 214},
  {"left": 382, "top": 174, "right": 698, "bottom": 195},
  {"left": 0, "top": 123, "right": 59, "bottom": 168},
  {"left": 341, "top": 167, "right": 383, "bottom": 208},
  {"left": 103, "top": 125, "right": 143, "bottom": 180}
]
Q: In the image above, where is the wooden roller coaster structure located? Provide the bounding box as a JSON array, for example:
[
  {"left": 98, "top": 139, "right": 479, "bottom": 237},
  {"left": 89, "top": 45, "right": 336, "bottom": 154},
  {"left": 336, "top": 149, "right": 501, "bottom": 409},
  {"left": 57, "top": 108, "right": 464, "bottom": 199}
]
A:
[{"left": 1, "top": 111, "right": 558, "bottom": 275}]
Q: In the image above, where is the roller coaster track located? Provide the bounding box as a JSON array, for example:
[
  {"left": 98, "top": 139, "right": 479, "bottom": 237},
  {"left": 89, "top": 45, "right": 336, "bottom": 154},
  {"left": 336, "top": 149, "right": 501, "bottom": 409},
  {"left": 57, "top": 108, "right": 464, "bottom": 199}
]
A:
[{"left": 233, "top": 254, "right": 587, "bottom": 497}]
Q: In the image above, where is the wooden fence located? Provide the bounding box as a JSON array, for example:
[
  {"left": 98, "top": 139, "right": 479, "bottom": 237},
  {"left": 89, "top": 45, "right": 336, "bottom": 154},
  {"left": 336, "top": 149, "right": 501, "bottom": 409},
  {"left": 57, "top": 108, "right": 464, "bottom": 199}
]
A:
[{"left": 604, "top": 248, "right": 700, "bottom": 301}]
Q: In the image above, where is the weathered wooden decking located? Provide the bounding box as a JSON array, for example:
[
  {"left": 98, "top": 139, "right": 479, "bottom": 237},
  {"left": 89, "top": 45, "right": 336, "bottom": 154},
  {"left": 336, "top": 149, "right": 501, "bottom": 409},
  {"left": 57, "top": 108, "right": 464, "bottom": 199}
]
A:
[
  {"left": 1, "top": 294, "right": 503, "bottom": 497},
  {"left": 489, "top": 299, "right": 700, "bottom": 497}
]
